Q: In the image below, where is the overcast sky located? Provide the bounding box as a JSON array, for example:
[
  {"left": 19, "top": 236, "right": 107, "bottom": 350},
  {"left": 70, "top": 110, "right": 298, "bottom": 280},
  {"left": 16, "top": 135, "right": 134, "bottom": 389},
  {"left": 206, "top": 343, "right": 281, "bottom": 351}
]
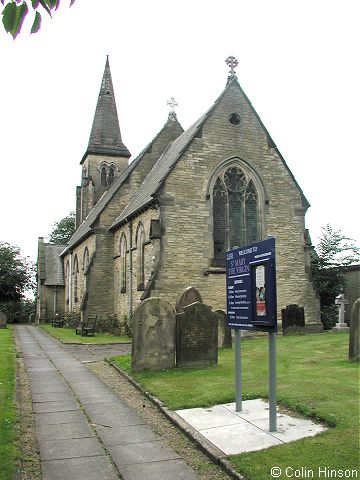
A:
[{"left": 0, "top": 0, "right": 359, "bottom": 263}]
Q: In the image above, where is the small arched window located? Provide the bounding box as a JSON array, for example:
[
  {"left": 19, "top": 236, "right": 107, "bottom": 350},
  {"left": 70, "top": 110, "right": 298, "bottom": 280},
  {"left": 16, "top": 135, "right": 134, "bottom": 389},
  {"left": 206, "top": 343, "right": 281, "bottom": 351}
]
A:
[
  {"left": 136, "top": 223, "right": 145, "bottom": 290},
  {"left": 73, "top": 256, "right": 79, "bottom": 303},
  {"left": 101, "top": 166, "right": 107, "bottom": 187},
  {"left": 83, "top": 248, "right": 90, "bottom": 272},
  {"left": 119, "top": 234, "right": 127, "bottom": 293},
  {"left": 212, "top": 165, "right": 261, "bottom": 265},
  {"left": 108, "top": 166, "right": 115, "bottom": 185}
]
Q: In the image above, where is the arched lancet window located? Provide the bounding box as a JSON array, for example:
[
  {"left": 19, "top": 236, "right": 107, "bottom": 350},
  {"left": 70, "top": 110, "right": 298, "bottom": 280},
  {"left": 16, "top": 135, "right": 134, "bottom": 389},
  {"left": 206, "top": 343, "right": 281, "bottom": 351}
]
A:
[
  {"left": 212, "top": 165, "right": 261, "bottom": 265},
  {"left": 65, "top": 261, "right": 70, "bottom": 306},
  {"left": 73, "top": 256, "right": 79, "bottom": 303},
  {"left": 108, "top": 166, "right": 115, "bottom": 185},
  {"left": 83, "top": 248, "right": 90, "bottom": 272},
  {"left": 119, "top": 234, "right": 127, "bottom": 293},
  {"left": 101, "top": 166, "right": 107, "bottom": 187},
  {"left": 136, "top": 223, "right": 145, "bottom": 290}
]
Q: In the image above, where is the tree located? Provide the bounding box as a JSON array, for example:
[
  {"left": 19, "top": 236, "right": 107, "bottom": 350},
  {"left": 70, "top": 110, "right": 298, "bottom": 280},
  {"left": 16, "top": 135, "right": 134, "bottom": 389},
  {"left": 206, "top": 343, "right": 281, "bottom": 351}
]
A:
[
  {"left": 48, "top": 211, "right": 75, "bottom": 245},
  {"left": 0, "top": 241, "right": 35, "bottom": 301},
  {"left": 311, "top": 224, "right": 360, "bottom": 329},
  {"left": 1, "top": 0, "right": 75, "bottom": 39}
]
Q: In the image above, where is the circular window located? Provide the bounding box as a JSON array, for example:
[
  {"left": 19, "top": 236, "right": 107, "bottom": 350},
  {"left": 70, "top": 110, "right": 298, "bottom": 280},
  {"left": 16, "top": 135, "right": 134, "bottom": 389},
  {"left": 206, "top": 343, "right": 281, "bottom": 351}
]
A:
[{"left": 229, "top": 113, "right": 241, "bottom": 125}]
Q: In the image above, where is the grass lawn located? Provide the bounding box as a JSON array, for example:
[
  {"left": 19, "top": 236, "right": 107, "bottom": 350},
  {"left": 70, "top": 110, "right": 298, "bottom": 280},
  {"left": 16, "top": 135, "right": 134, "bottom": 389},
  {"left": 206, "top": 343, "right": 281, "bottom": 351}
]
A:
[
  {"left": 39, "top": 324, "right": 131, "bottom": 344},
  {"left": 0, "top": 327, "right": 18, "bottom": 480},
  {"left": 111, "top": 332, "right": 359, "bottom": 480}
]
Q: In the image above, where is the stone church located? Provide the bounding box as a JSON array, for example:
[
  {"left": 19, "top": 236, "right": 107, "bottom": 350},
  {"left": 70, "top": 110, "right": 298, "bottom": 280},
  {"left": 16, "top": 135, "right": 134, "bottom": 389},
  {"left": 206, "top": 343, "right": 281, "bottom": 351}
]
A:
[{"left": 37, "top": 56, "right": 322, "bottom": 331}]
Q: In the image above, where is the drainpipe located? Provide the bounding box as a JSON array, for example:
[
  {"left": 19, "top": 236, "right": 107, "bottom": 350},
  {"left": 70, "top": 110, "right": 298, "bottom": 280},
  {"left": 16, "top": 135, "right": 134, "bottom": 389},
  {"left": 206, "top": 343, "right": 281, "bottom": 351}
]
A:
[
  {"left": 69, "top": 253, "right": 73, "bottom": 311},
  {"left": 128, "top": 219, "right": 133, "bottom": 318}
]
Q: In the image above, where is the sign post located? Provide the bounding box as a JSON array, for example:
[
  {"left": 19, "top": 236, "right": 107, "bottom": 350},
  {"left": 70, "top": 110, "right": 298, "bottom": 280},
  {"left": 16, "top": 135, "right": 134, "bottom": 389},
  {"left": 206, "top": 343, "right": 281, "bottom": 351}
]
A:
[{"left": 226, "top": 237, "right": 277, "bottom": 431}]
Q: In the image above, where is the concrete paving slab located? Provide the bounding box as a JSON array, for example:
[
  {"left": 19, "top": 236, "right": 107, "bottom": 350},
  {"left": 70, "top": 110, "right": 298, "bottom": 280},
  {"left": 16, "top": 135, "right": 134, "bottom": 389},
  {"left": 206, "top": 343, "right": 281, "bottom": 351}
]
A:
[
  {"left": 35, "top": 410, "right": 85, "bottom": 426},
  {"left": 32, "top": 391, "right": 75, "bottom": 403},
  {"left": 252, "top": 416, "right": 326, "bottom": 441},
  {"left": 77, "top": 394, "right": 120, "bottom": 405},
  {"left": 175, "top": 405, "right": 246, "bottom": 430},
  {"left": 87, "top": 410, "right": 144, "bottom": 428},
  {"left": 96, "top": 424, "right": 160, "bottom": 446},
  {"left": 223, "top": 398, "right": 282, "bottom": 421},
  {"left": 37, "top": 422, "right": 95, "bottom": 442},
  {"left": 39, "top": 437, "right": 105, "bottom": 461},
  {"left": 30, "top": 384, "right": 70, "bottom": 394},
  {"left": 200, "top": 422, "right": 282, "bottom": 454},
  {"left": 107, "top": 440, "right": 180, "bottom": 466},
  {"left": 84, "top": 402, "right": 131, "bottom": 416},
  {"left": 117, "top": 459, "right": 198, "bottom": 480},
  {"left": 41, "top": 455, "right": 119, "bottom": 480},
  {"left": 176, "top": 399, "right": 327, "bottom": 455},
  {"left": 33, "top": 401, "right": 79, "bottom": 413}
]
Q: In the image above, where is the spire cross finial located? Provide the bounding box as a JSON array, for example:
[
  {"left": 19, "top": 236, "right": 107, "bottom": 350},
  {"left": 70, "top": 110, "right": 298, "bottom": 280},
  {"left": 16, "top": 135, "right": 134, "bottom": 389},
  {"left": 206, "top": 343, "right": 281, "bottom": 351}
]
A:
[
  {"left": 167, "top": 97, "right": 178, "bottom": 112},
  {"left": 225, "top": 56, "right": 239, "bottom": 77}
]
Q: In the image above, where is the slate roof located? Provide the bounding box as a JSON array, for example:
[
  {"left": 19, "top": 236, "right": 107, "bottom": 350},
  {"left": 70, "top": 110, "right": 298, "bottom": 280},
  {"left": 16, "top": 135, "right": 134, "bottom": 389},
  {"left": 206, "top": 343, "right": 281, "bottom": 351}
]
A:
[
  {"left": 81, "top": 56, "right": 130, "bottom": 163},
  {"left": 110, "top": 77, "right": 310, "bottom": 229},
  {"left": 61, "top": 114, "right": 182, "bottom": 255},
  {"left": 43, "top": 244, "right": 66, "bottom": 286}
]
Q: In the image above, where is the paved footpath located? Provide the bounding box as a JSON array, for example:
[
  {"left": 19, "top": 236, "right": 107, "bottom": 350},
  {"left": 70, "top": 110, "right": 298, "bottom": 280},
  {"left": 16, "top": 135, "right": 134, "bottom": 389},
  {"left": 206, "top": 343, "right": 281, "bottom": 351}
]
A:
[{"left": 16, "top": 325, "right": 198, "bottom": 480}]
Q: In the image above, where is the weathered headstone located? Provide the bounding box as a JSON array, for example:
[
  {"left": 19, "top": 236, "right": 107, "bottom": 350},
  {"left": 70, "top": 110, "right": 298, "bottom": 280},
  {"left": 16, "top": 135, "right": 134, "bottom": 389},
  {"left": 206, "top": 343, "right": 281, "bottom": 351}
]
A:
[
  {"left": 215, "top": 310, "right": 232, "bottom": 348},
  {"left": 175, "top": 286, "right": 203, "bottom": 313},
  {"left": 176, "top": 302, "right": 218, "bottom": 367},
  {"left": 349, "top": 298, "right": 360, "bottom": 362},
  {"left": 0, "top": 311, "right": 7, "bottom": 329},
  {"left": 132, "top": 298, "right": 176, "bottom": 372},
  {"left": 333, "top": 294, "right": 349, "bottom": 332},
  {"left": 281, "top": 304, "right": 305, "bottom": 335}
]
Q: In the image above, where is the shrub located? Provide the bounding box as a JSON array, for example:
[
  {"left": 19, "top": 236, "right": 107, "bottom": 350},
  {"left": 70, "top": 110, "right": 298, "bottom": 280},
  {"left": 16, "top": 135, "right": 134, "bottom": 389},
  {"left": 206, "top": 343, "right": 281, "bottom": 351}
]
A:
[
  {"left": 96, "top": 313, "right": 120, "bottom": 335},
  {"left": 63, "top": 310, "right": 80, "bottom": 328}
]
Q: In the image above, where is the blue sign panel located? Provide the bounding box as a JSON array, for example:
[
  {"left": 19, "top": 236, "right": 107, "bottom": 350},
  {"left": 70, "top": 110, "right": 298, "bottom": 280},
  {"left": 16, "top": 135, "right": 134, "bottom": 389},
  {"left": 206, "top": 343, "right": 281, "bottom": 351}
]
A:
[{"left": 226, "top": 237, "right": 277, "bottom": 332}]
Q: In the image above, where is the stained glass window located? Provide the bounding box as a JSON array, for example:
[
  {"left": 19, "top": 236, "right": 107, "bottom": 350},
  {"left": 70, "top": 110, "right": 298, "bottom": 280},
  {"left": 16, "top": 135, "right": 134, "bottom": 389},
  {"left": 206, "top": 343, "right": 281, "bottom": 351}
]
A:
[
  {"left": 108, "top": 167, "right": 115, "bottom": 185},
  {"left": 73, "top": 256, "right": 79, "bottom": 302},
  {"left": 101, "top": 167, "right": 107, "bottom": 187},
  {"left": 212, "top": 165, "right": 260, "bottom": 265}
]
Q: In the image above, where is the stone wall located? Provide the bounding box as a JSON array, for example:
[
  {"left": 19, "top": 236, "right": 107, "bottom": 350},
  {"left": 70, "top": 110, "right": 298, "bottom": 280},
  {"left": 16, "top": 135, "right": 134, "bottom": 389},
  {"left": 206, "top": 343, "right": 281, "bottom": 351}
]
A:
[{"left": 37, "top": 285, "right": 65, "bottom": 322}]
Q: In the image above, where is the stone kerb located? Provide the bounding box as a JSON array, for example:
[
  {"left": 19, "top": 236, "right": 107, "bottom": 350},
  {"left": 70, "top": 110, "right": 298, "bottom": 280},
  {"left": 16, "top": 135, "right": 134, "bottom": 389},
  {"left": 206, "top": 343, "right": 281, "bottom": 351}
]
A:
[
  {"left": 215, "top": 310, "right": 232, "bottom": 348},
  {"left": 0, "top": 311, "right": 7, "bottom": 329},
  {"left": 132, "top": 297, "right": 176, "bottom": 372},
  {"left": 175, "top": 286, "right": 203, "bottom": 313},
  {"left": 176, "top": 302, "right": 218, "bottom": 368},
  {"left": 349, "top": 298, "right": 360, "bottom": 362}
]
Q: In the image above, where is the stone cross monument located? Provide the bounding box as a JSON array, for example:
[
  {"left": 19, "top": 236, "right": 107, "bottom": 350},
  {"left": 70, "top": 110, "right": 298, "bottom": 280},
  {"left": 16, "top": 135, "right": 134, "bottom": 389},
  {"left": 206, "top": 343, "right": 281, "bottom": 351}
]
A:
[{"left": 332, "top": 294, "right": 349, "bottom": 332}]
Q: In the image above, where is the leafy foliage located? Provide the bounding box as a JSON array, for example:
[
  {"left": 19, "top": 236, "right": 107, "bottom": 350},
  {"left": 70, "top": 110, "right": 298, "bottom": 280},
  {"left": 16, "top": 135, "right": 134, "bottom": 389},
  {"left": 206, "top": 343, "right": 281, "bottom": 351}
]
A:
[
  {"left": 311, "top": 224, "right": 359, "bottom": 329},
  {"left": 0, "top": 241, "right": 35, "bottom": 302},
  {"left": 1, "top": 0, "right": 75, "bottom": 39},
  {"left": 48, "top": 211, "right": 75, "bottom": 245}
]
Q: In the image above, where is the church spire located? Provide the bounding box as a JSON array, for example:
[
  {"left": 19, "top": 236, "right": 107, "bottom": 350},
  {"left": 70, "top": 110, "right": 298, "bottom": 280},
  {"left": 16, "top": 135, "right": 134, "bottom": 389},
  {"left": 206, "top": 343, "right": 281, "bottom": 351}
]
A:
[{"left": 82, "top": 56, "right": 131, "bottom": 164}]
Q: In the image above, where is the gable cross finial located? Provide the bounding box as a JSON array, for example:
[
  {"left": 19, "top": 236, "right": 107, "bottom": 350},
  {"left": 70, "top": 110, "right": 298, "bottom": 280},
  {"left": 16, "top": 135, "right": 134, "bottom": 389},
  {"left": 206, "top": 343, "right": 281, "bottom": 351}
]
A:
[
  {"left": 225, "top": 55, "right": 238, "bottom": 78},
  {"left": 167, "top": 97, "right": 178, "bottom": 112}
]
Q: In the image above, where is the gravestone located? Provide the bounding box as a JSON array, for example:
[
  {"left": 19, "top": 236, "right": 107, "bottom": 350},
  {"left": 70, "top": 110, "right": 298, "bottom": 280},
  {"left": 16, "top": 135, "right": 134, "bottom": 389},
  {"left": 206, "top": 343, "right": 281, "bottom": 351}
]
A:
[
  {"left": 333, "top": 294, "right": 349, "bottom": 332},
  {"left": 0, "top": 311, "right": 7, "bottom": 329},
  {"left": 132, "top": 298, "right": 176, "bottom": 372},
  {"left": 349, "top": 298, "right": 360, "bottom": 362},
  {"left": 281, "top": 304, "right": 305, "bottom": 335},
  {"left": 176, "top": 302, "right": 218, "bottom": 367},
  {"left": 215, "top": 310, "right": 232, "bottom": 348},
  {"left": 175, "top": 286, "right": 203, "bottom": 313}
]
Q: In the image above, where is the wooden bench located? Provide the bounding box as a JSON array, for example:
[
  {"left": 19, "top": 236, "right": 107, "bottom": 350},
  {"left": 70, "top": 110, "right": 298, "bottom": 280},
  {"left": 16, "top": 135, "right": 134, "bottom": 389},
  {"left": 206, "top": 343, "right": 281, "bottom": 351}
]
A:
[{"left": 75, "top": 315, "right": 97, "bottom": 337}]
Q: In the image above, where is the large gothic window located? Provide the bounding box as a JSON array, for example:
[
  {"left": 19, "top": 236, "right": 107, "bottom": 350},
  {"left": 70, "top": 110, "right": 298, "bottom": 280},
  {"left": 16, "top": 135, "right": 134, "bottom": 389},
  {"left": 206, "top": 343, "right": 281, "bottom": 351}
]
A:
[
  {"left": 73, "top": 256, "right": 79, "bottom": 303},
  {"left": 136, "top": 223, "right": 145, "bottom": 291},
  {"left": 212, "top": 165, "right": 260, "bottom": 265},
  {"left": 119, "top": 234, "right": 127, "bottom": 293},
  {"left": 65, "top": 261, "right": 70, "bottom": 307}
]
